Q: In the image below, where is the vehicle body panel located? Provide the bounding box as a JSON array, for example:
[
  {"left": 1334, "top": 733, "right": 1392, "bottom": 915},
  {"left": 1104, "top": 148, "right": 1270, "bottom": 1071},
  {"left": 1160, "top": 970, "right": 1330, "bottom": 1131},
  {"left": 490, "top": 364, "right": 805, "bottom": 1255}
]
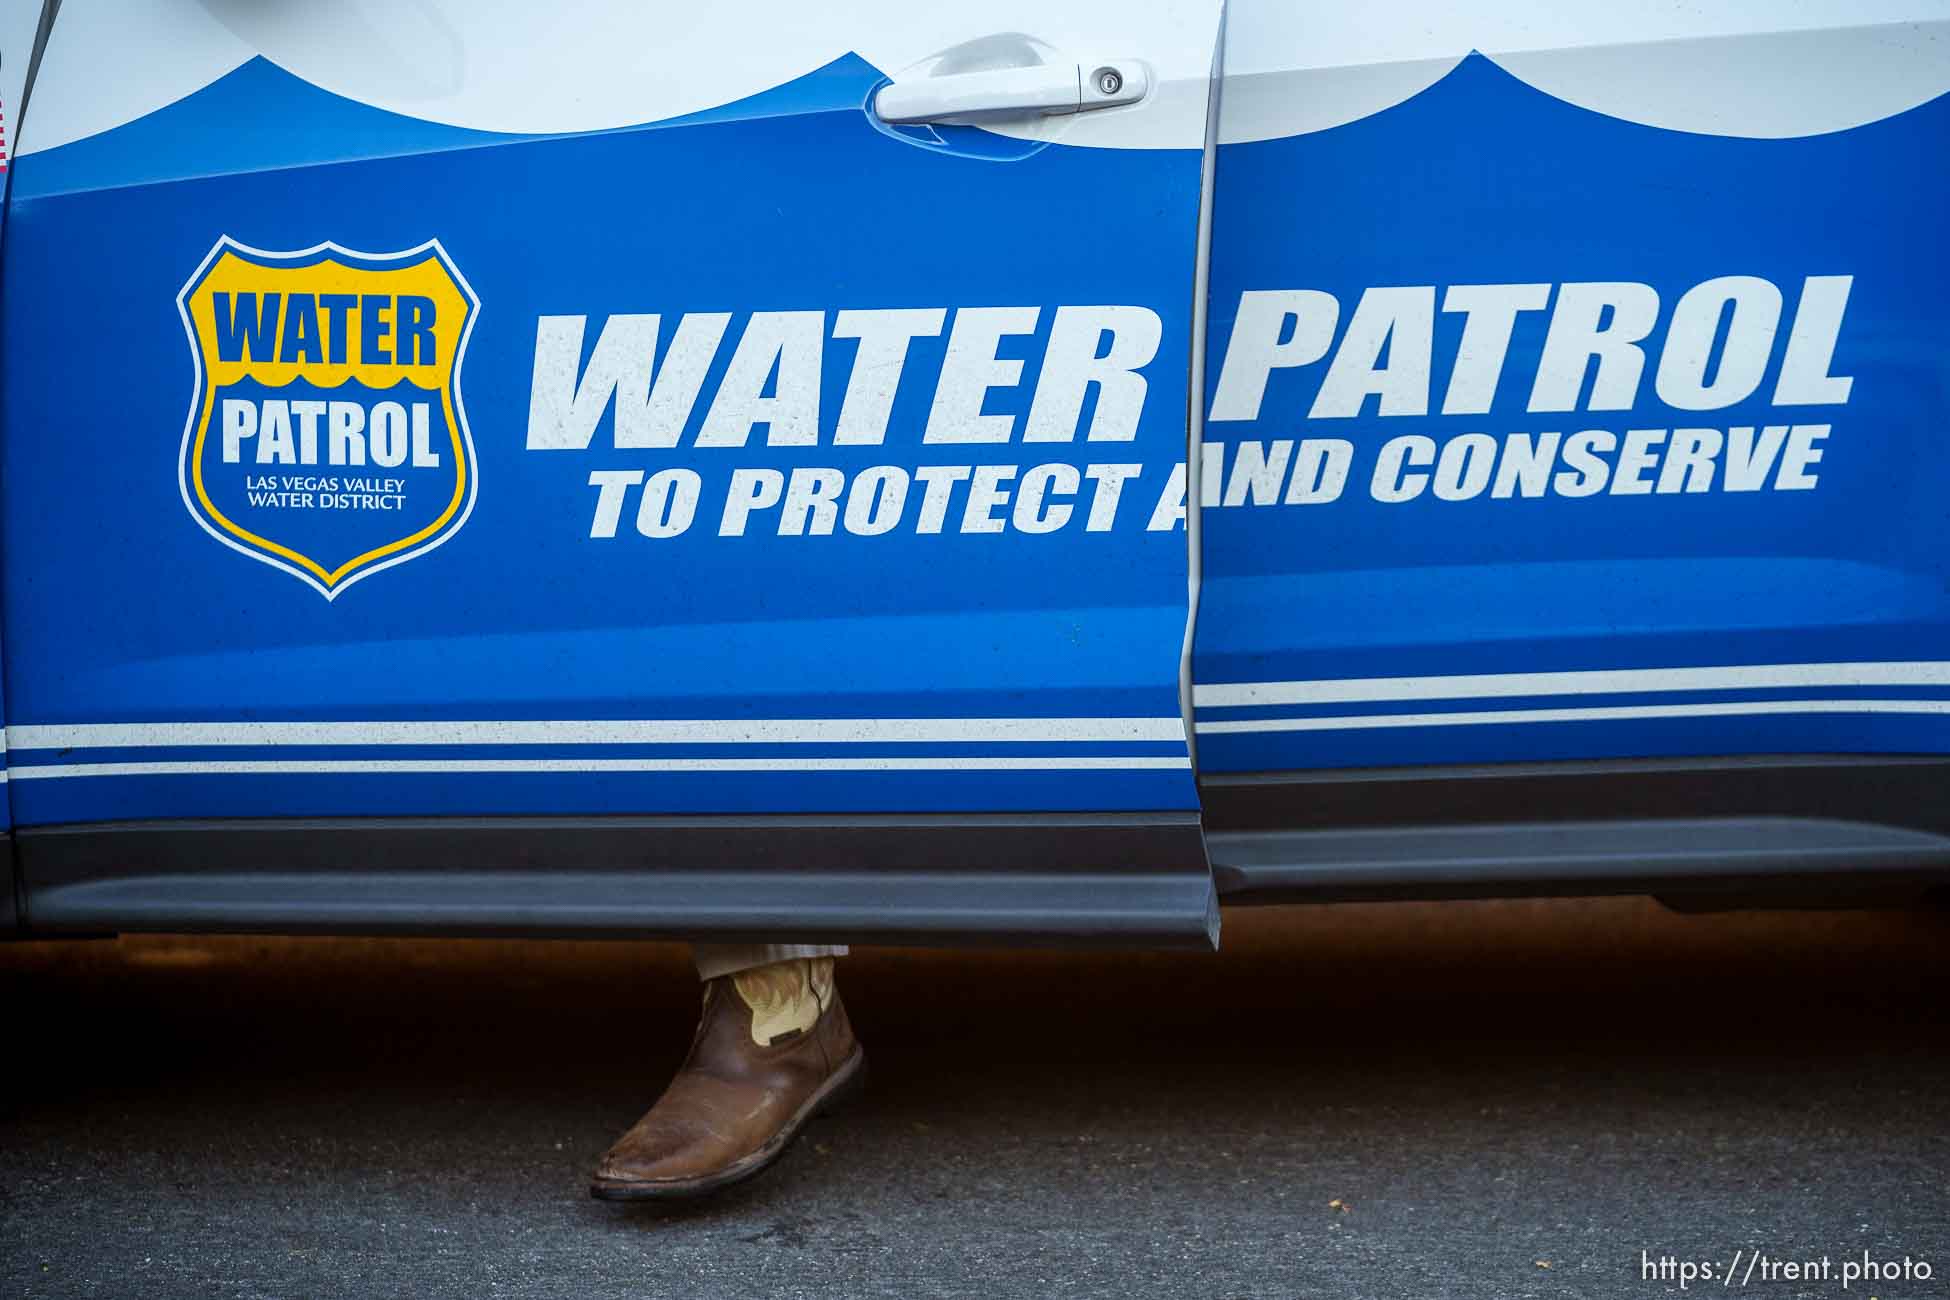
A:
[
  {"left": 1, "top": 3, "right": 1218, "bottom": 833},
  {"left": 0, "top": 0, "right": 48, "bottom": 850},
  {"left": 8, "top": 1, "right": 1950, "bottom": 939},
  {"left": 1195, "top": 3, "right": 1950, "bottom": 775}
]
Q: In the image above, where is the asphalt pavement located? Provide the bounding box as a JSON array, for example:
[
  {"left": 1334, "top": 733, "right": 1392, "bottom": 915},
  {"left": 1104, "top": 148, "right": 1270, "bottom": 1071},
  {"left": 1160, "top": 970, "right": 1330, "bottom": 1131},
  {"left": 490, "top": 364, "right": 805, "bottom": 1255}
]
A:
[{"left": 2, "top": 897, "right": 1947, "bottom": 1299}]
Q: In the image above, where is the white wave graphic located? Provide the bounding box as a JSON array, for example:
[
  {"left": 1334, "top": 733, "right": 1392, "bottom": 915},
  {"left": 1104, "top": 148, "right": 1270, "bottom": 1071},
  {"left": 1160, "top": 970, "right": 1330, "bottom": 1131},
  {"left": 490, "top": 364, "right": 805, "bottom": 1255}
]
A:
[
  {"left": 17, "top": 0, "right": 1218, "bottom": 157},
  {"left": 1219, "top": 4, "right": 1950, "bottom": 143},
  {"left": 18, "top": 0, "right": 1950, "bottom": 161}
]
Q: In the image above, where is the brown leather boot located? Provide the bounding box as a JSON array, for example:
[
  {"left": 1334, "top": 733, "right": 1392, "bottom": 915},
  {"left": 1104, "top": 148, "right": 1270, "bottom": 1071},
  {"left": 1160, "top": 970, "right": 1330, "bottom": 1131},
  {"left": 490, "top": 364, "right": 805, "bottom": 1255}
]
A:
[{"left": 591, "top": 956, "right": 864, "bottom": 1200}]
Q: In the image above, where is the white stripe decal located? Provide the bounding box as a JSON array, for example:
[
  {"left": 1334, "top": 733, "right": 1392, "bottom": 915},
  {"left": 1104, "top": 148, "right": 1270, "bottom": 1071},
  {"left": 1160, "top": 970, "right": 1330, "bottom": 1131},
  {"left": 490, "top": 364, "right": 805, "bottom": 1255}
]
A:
[
  {"left": 1196, "top": 698, "right": 1950, "bottom": 735},
  {"left": 8, "top": 717, "right": 1188, "bottom": 750},
  {"left": 1194, "top": 662, "right": 1950, "bottom": 709},
  {"left": 9, "top": 756, "right": 1192, "bottom": 780}
]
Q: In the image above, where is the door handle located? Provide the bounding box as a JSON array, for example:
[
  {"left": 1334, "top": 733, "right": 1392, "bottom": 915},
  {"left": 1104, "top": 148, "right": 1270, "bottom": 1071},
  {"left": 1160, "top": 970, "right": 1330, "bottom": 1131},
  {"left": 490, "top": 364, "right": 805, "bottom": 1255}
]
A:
[{"left": 874, "top": 58, "right": 1148, "bottom": 124}]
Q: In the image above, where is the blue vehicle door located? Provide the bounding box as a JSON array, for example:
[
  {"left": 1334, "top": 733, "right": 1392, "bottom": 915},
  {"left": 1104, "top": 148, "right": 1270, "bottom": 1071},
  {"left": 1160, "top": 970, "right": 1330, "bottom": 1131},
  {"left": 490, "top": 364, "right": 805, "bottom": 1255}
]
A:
[
  {"left": 1195, "top": 4, "right": 1950, "bottom": 778},
  {"left": 0, "top": 0, "right": 50, "bottom": 860},
  {"left": 0, "top": 3, "right": 1221, "bottom": 938}
]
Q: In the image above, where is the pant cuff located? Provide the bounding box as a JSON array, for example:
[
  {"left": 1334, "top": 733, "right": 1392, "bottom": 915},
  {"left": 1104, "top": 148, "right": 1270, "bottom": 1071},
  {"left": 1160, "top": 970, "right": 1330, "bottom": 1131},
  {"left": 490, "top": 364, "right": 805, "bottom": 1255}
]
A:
[{"left": 691, "top": 942, "right": 850, "bottom": 981}]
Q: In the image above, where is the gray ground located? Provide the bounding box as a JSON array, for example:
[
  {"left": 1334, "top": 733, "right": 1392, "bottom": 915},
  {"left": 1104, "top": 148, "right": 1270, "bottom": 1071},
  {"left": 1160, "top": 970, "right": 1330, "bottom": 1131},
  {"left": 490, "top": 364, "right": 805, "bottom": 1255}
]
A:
[{"left": 2, "top": 897, "right": 1946, "bottom": 1299}]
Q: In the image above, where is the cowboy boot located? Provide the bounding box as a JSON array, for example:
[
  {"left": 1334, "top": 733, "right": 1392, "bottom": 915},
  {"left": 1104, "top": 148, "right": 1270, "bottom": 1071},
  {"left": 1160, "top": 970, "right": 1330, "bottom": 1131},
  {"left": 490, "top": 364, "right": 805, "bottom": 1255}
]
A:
[{"left": 591, "top": 956, "right": 864, "bottom": 1200}]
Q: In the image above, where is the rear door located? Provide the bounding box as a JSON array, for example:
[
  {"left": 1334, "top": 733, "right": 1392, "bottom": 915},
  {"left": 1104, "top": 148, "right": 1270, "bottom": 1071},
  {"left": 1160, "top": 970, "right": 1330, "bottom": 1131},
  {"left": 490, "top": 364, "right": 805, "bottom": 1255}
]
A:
[
  {"left": 0, "top": 3, "right": 1220, "bottom": 932},
  {"left": 1195, "top": 2, "right": 1950, "bottom": 777}
]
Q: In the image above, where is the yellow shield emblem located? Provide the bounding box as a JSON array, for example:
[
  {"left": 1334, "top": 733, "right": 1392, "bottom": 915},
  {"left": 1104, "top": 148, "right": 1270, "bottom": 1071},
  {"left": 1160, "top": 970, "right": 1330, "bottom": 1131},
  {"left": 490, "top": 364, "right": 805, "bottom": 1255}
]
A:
[{"left": 178, "top": 237, "right": 479, "bottom": 599}]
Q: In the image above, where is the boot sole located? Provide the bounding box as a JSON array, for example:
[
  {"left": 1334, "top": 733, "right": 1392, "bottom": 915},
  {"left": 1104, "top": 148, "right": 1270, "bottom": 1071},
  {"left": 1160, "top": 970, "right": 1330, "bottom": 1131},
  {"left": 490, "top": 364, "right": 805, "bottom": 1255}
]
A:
[{"left": 589, "top": 1046, "right": 867, "bottom": 1202}]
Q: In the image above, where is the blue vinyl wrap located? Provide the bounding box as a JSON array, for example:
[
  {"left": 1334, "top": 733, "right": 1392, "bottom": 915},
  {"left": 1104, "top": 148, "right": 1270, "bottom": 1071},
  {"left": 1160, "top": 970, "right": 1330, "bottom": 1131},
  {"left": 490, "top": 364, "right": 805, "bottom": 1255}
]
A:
[
  {"left": 0, "top": 56, "right": 1202, "bottom": 823},
  {"left": 1195, "top": 55, "right": 1950, "bottom": 772}
]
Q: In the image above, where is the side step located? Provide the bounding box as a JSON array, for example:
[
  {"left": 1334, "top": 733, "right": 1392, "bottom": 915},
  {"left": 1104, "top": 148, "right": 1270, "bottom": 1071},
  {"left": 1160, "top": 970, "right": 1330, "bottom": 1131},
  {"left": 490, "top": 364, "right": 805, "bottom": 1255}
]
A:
[
  {"left": 1207, "top": 816, "right": 1950, "bottom": 903},
  {"left": 14, "top": 812, "right": 1218, "bottom": 949},
  {"left": 0, "top": 832, "right": 16, "bottom": 935}
]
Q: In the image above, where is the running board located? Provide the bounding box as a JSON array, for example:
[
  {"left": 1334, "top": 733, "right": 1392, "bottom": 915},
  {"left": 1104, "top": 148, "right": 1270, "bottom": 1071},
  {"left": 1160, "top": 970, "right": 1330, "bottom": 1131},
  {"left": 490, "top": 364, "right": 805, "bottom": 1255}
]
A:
[
  {"left": 14, "top": 812, "right": 1218, "bottom": 948},
  {"left": 1207, "top": 816, "right": 1950, "bottom": 903},
  {"left": 0, "top": 833, "right": 16, "bottom": 934}
]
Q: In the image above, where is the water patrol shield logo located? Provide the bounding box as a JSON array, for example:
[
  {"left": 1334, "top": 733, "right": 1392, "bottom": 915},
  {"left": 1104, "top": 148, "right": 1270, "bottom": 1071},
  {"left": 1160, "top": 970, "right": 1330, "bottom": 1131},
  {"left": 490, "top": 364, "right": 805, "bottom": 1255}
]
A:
[{"left": 178, "top": 238, "right": 479, "bottom": 599}]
